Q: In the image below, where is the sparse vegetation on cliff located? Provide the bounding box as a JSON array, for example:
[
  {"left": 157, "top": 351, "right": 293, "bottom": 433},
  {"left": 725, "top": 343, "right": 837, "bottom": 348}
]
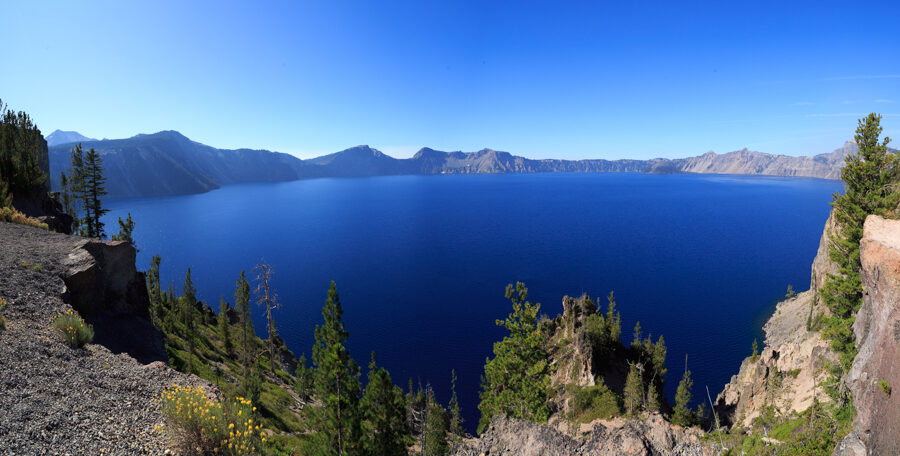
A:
[
  {"left": 51, "top": 309, "right": 94, "bottom": 348},
  {"left": 158, "top": 385, "right": 263, "bottom": 455}
]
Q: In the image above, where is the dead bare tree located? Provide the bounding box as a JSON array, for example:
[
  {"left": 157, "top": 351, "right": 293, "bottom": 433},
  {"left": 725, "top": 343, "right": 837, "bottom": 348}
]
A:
[{"left": 254, "top": 262, "right": 280, "bottom": 374}]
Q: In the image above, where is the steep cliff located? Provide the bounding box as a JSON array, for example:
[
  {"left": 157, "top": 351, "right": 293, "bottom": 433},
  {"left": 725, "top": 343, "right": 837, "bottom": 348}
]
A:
[
  {"left": 715, "top": 211, "right": 839, "bottom": 428},
  {"left": 0, "top": 221, "right": 207, "bottom": 454},
  {"left": 834, "top": 216, "right": 900, "bottom": 455}
]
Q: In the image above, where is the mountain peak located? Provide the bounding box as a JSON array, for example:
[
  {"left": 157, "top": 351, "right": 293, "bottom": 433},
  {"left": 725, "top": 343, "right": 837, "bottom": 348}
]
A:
[{"left": 45, "top": 130, "right": 97, "bottom": 147}]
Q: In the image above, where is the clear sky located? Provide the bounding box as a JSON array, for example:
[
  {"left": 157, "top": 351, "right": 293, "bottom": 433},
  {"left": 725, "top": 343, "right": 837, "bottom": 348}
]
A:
[{"left": 1, "top": 0, "right": 898, "bottom": 159}]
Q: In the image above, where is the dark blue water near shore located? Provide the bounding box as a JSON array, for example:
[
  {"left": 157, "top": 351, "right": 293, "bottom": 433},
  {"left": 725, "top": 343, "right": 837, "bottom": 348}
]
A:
[{"left": 103, "top": 172, "right": 841, "bottom": 432}]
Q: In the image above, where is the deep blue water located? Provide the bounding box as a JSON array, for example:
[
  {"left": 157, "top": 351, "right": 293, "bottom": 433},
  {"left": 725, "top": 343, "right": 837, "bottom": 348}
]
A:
[{"left": 102, "top": 172, "right": 841, "bottom": 432}]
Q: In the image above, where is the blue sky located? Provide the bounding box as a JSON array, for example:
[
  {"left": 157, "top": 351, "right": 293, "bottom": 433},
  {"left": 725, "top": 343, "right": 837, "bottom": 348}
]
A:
[{"left": 1, "top": 0, "right": 898, "bottom": 159}]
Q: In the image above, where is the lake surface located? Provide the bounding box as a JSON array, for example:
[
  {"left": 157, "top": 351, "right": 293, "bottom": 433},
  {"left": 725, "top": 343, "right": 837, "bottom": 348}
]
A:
[{"left": 103, "top": 172, "right": 841, "bottom": 431}]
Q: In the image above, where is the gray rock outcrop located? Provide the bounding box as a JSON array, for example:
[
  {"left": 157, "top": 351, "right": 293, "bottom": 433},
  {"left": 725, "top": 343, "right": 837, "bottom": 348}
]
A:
[
  {"left": 454, "top": 414, "right": 713, "bottom": 456},
  {"left": 0, "top": 220, "right": 205, "bottom": 455}
]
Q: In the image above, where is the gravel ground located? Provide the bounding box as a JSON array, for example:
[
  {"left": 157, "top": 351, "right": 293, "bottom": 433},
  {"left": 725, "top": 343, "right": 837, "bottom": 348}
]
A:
[{"left": 0, "top": 221, "right": 206, "bottom": 455}]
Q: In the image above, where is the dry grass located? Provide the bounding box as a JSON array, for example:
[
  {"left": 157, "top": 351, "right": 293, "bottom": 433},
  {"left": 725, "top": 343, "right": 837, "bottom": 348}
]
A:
[{"left": 0, "top": 206, "right": 48, "bottom": 230}]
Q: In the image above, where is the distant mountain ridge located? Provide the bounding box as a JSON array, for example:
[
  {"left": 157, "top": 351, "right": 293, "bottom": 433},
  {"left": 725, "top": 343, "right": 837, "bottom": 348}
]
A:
[
  {"left": 45, "top": 130, "right": 97, "bottom": 147},
  {"left": 48, "top": 130, "right": 855, "bottom": 199}
]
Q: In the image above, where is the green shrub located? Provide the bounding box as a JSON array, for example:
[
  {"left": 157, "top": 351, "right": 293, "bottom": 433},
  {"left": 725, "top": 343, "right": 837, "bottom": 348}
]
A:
[
  {"left": 158, "top": 385, "right": 264, "bottom": 455},
  {"left": 878, "top": 380, "right": 892, "bottom": 396},
  {"left": 0, "top": 296, "right": 7, "bottom": 330},
  {"left": 18, "top": 260, "right": 42, "bottom": 271},
  {"left": 567, "top": 381, "right": 621, "bottom": 423},
  {"left": 52, "top": 309, "right": 94, "bottom": 348}
]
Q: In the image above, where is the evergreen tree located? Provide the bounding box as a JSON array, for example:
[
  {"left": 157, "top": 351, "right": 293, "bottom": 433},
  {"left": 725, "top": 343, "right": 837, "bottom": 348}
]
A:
[
  {"left": 310, "top": 281, "right": 361, "bottom": 456},
  {"left": 623, "top": 362, "right": 644, "bottom": 416},
  {"left": 59, "top": 171, "right": 76, "bottom": 227},
  {"left": 218, "top": 295, "right": 233, "bottom": 356},
  {"left": 82, "top": 147, "right": 108, "bottom": 238},
  {"left": 672, "top": 357, "right": 695, "bottom": 427},
  {"left": 0, "top": 178, "right": 9, "bottom": 209},
  {"left": 68, "top": 144, "right": 89, "bottom": 235},
  {"left": 0, "top": 99, "right": 47, "bottom": 194},
  {"left": 605, "top": 291, "right": 622, "bottom": 344},
  {"left": 146, "top": 255, "right": 163, "bottom": 329},
  {"left": 422, "top": 386, "right": 449, "bottom": 456},
  {"left": 645, "top": 381, "right": 661, "bottom": 413},
  {"left": 751, "top": 339, "right": 759, "bottom": 362},
  {"left": 360, "top": 352, "right": 410, "bottom": 456},
  {"left": 111, "top": 213, "right": 136, "bottom": 251},
  {"left": 821, "top": 113, "right": 900, "bottom": 367},
  {"left": 242, "top": 361, "right": 263, "bottom": 405},
  {"left": 631, "top": 321, "right": 642, "bottom": 349},
  {"left": 448, "top": 369, "right": 463, "bottom": 437},
  {"left": 235, "top": 270, "right": 254, "bottom": 376},
  {"left": 181, "top": 268, "right": 198, "bottom": 374},
  {"left": 295, "top": 353, "right": 314, "bottom": 399},
  {"left": 477, "top": 282, "right": 550, "bottom": 433}
]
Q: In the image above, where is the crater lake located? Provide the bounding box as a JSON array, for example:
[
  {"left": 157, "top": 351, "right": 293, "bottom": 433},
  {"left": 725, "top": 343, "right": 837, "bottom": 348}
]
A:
[{"left": 102, "top": 172, "right": 842, "bottom": 431}]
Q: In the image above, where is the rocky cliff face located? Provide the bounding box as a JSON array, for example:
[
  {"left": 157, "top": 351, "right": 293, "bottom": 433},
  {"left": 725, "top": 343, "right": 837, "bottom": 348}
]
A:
[
  {"left": 715, "top": 290, "right": 836, "bottom": 427},
  {"left": 716, "top": 210, "right": 840, "bottom": 428},
  {"left": 834, "top": 216, "right": 900, "bottom": 455},
  {"left": 674, "top": 142, "right": 852, "bottom": 180},
  {"left": 0, "top": 221, "right": 205, "bottom": 454},
  {"left": 454, "top": 414, "right": 713, "bottom": 456}
]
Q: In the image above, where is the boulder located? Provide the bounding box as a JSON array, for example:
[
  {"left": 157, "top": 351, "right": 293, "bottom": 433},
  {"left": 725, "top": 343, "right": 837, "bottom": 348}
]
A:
[{"left": 61, "top": 238, "right": 166, "bottom": 364}]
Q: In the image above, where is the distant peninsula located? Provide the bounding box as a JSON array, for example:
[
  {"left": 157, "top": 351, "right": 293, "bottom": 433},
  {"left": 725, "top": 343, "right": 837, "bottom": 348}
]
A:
[{"left": 48, "top": 130, "right": 853, "bottom": 199}]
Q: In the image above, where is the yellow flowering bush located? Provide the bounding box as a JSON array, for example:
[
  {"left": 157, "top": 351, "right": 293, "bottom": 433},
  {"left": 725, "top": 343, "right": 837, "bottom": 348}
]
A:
[
  {"left": 51, "top": 309, "right": 93, "bottom": 348},
  {"left": 157, "top": 385, "right": 265, "bottom": 455}
]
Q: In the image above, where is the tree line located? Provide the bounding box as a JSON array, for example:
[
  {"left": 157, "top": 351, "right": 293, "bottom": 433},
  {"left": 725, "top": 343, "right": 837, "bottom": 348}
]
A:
[{"left": 0, "top": 98, "right": 47, "bottom": 208}]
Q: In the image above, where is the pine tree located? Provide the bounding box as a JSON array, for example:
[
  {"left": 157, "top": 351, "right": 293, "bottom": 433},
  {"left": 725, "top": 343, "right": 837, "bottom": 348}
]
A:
[
  {"left": 111, "top": 213, "right": 137, "bottom": 251},
  {"left": 477, "top": 282, "right": 550, "bottom": 433},
  {"left": 181, "top": 268, "right": 198, "bottom": 374},
  {"left": 623, "top": 362, "right": 644, "bottom": 416},
  {"left": 422, "top": 386, "right": 449, "bottom": 456},
  {"left": 146, "top": 255, "right": 163, "bottom": 329},
  {"left": 0, "top": 99, "right": 47, "bottom": 193},
  {"left": 59, "top": 171, "right": 76, "bottom": 225},
  {"left": 235, "top": 270, "right": 254, "bottom": 377},
  {"left": 295, "top": 353, "right": 314, "bottom": 399},
  {"left": 82, "top": 147, "right": 108, "bottom": 238},
  {"left": 310, "top": 281, "right": 361, "bottom": 456},
  {"left": 751, "top": 339, "right": 759, "bottom": 362},
  {"left": 646, "top": 381, "right": 661, "bottom": 413},
  {"left": 448, "top": 369, "right": 463, "bottom": 437},
  {"left": 218, "top": 295, "right": 233, "bottom": 356},
  {"left": 821, "top": 113, "right": 900, "bottom": 367},
  {"left": 631, "top": 321, "right": 642, "bottom": 349},
  {"left": 360, "top": 352, "right": 409, "bottom": 456},
  {"left": 606, "top": 291, "right": 622, "bottom": 344},
  {"left": 672, "top": 357, "right": 694, "bottom": 427},
  {"left": 68, "top": 144, "right": 88, "bottom": 235}
]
